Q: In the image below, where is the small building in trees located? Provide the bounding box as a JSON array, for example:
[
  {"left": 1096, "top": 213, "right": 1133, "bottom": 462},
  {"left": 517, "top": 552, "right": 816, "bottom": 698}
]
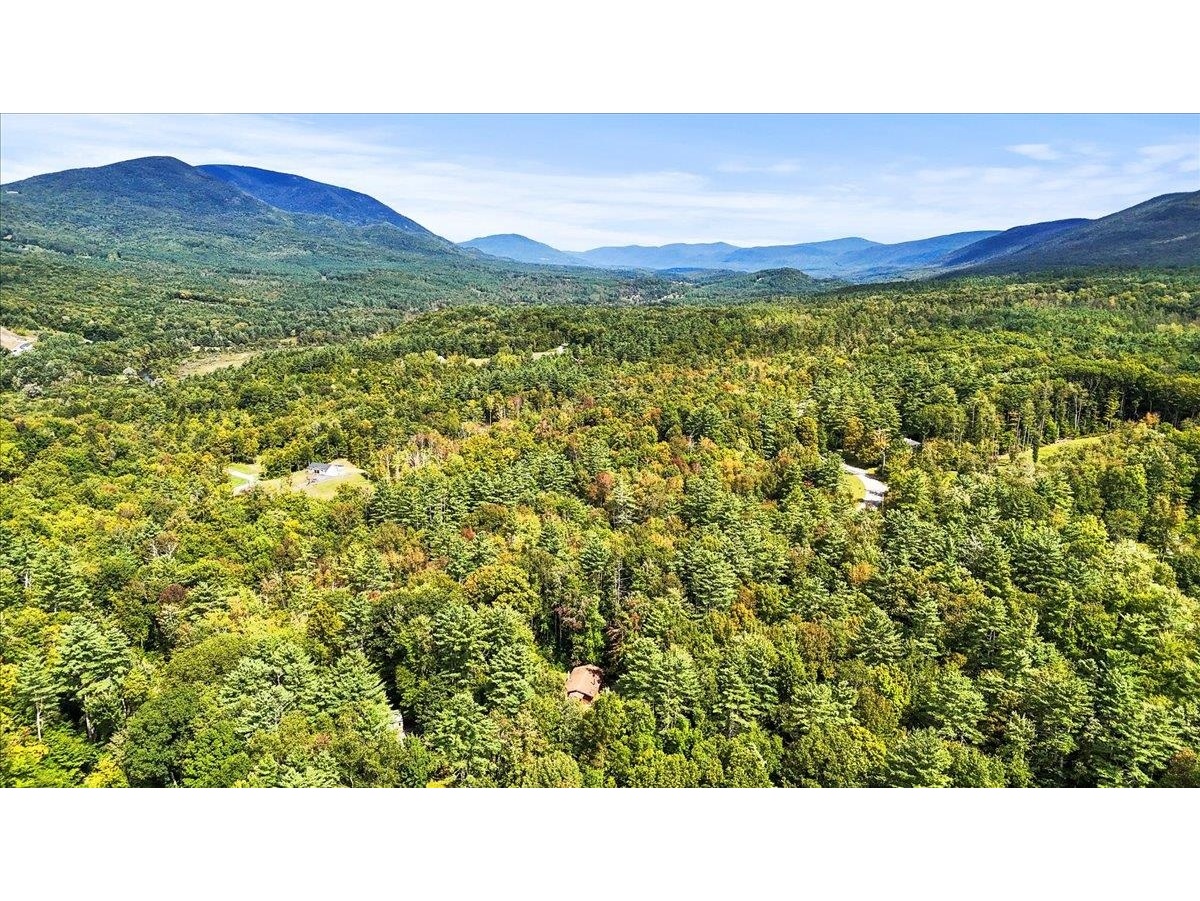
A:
[
  {"left": 566, "top": 664, "right": 603, "bottom": 703},
  {"left": 305, "top": 461, "right": 345, "bottom": 482}
]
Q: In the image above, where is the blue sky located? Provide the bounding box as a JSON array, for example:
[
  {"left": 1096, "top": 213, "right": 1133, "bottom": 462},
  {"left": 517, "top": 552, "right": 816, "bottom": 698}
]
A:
[{"left": 1, "top": 114, "right": 1196, "bottom": 248}]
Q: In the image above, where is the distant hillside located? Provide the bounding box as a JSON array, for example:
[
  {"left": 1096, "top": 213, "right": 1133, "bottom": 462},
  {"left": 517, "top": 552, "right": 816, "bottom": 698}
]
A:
[
  {"left": 724, "top": 238, "right": 880, "bottom": 274},
  {"left": 434, "top": 191, "right": 1199, "bottom": 281},
  {"left": 0, "top": 156, "right": 458, "bottom": 271},
  {"left": 687, "top": 267, "right": 835, "bottom": 298},
  {"left": 461, "top": 231, "right": 1009, "bottom": 280},
  {"left": 2, "top": 155, "right": 265, "bottom": 221},
  {"left": 967, "top": 191, "right": 1200, "bottom": 272},
  {"left": 199, "top": 164, "right": 433, "bottom": 234},
  {"left": 835, "top": 231, "right": 1002, "bottom": 278},
  {"left": 576, "top": 242, "right": 739, "bottom": 270},
  {"left": 720, "top": 233, "right": 1003, "bottom": 279},
  {"left": 941, "top": 219, "right": 1090, "bottom": 268},
  {"left": 459, "top": 234, "right": 585, "bottom": 266}
]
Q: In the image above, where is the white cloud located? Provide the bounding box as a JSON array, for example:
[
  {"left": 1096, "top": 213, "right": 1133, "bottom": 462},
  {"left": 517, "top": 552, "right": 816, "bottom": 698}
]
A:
[
  {"left": 716, "top": 160, "right": 805, "bottom": 175},
  {"left": 1125, "top": 142, "right": 1198, "bottom": 175},
  {"left": 1007, "top": 143, "right": 1061, "bottom": 161}
]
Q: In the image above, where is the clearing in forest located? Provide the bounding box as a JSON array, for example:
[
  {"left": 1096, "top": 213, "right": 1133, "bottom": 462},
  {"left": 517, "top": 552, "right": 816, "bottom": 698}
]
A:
[
  {"left": 1007, "top": 433, "right": 1107, "bottom": 466},
  {"left": 1, "top": 326, "right": 37, "bottom": 355},
  {"left": 227, "top": 462, "right": 262, "bottom": 494},
  {"left": 841, "top": 468, "right": 868, "bottom": 504},
  {"left": 457, "top": 343, "right": 568, "bottom": 367},
  {"left": 226, "top": 458, "right": 369, "bottom": 499},
  {"left": 841, "top": 463, "right": 888, "bottom": 509},
  {"left": 177, "top": 349, "right": 264, "bottom": 378}
]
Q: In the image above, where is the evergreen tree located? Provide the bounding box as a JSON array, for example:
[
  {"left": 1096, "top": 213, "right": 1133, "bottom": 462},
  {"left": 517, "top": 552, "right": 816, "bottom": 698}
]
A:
[
  {"left": 55, "top": 615, "right": 131, "bottom": 741},
  {"left": 914, "top": 667, "right": 986, "bottom": 744},
  {"left": 884, "top": 729, "right": 953, "bottom": 787},
  {"left": 714, "top": 653, "right": 757, "bottom": 739},
  {"left": 854, "top": 605, "right": 903, "bottom": 666},
  {"left": 14, "top": 651, "right": 62, "bottom": 741},
  {"left": 432, "top": 601, "right": 482, "bottom": 690},
  {"left": 681, "top": 540, "right": 738, "bottom": 611},
  {"left": 425, "top": 692, "right": 500, "bottom": 784},
  {"left": 29, "top": 547, "right": 90, "bottom": 613}
]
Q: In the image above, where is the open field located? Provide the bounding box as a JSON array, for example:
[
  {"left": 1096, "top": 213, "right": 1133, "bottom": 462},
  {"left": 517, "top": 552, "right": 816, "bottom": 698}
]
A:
[
  {"left": 530, "top": 343, "right": 568, "bottom": 360},
  {"left": 1039, "top": 434, "right": 1106, "bottom": 459},
  {"left": 177, "top": 349, "right": 264, "bottom": 378},
  {"left": 841, "top": 469, "right": 867, "bottom": 503},
  {"left": 461, "top": 344, "right": 568, "bottom": 367},
  {"left": 275, "top": 460, "right": 370, "bottom": 499},
  {"left": 226, "top": 462, "right": 262, "bottom": 494},
  {"left": 1007, "top": 434, "right": 1107, "bottom": 466},
  {"left": 225, "top": 458, "right": 368, "bottom": 498},
  {"left": 1, "top": 326, "right": 37, "bottom": 354}
]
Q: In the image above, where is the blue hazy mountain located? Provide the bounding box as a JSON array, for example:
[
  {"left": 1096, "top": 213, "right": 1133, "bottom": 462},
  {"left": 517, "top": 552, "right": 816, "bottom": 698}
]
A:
[
  {"left": 723, "top": 237, "right": 881, "bottom": 273},
  {"left": 940, "top": 219, "right": 1091, "bottom": 268},
  {"left": 199, "top": 164, "right": 434, "bottom": 234},
  {"left": 963, "top": 192, "right": 1200, "bottom": 272},
  {"left": 832, "top": 230, "right": 1002, "bottom": 278},
  {"left": 460, "top": 231, "right": 1007, "bottom": 279},
  {"left": 459, "top": 234, "right": 586, "bottom": 266},
  {"left": 575, "top": 242, "right": 741, "bottom": 270}
]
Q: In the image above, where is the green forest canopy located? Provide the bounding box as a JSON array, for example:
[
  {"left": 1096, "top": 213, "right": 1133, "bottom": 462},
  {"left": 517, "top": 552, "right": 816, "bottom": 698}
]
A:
[{"left": 2, "top": 263, "right": 1200, "bottom": 787}]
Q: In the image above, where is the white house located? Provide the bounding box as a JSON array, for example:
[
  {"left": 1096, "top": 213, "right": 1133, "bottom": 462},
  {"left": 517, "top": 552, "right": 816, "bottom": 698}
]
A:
[{"left": 305, "top": 461, "right": 346, "bottom": 481}]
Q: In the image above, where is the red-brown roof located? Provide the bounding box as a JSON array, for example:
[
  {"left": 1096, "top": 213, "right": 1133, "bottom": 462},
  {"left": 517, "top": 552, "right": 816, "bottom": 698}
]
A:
[{"left": 565, "top": 664, "right": 603, "bottom": 702}]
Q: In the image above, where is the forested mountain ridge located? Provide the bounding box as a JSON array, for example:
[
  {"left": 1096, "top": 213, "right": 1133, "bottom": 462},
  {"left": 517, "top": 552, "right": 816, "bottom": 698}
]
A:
[
  {"left": 940, "top": 219, "right": 1090, "bottom": 268},
  {"left": 828, "top": 230, "right": 1002, "bottom": 279},
  {"left": 198, "top": 164, "right": 435, "bottom": 234},
  {"left": 0, "top": 156, "right": 833, "bottom": 370},
  {"left": 3, "top": 273, "right": 1200, "bottom": 788},
  {"left": 965, "top": 191, "right": 1200, "bottom": 273},
  {"left": 681, "top": 267, "right": 832, "bottom": 298},
  {"left": 0, "top": 156, "right": 460, "bottom": 271},
  {"left": 5, "top": 157, "right": 1195, "bottom": 283}
]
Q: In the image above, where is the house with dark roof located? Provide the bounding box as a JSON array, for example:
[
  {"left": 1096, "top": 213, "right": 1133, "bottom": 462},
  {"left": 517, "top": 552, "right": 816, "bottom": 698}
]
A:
[{"left": 305, "top": 461, "right": 347, "bottom": 479}]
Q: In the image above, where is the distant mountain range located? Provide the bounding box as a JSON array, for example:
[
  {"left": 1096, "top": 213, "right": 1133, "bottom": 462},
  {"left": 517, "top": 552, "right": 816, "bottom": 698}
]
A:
[
  {"left": 2, "top": 156, "right": 1196, "bottom": 282},
  {"left": 461, "top": 194, "right": 1198, "bottom": 280}
]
